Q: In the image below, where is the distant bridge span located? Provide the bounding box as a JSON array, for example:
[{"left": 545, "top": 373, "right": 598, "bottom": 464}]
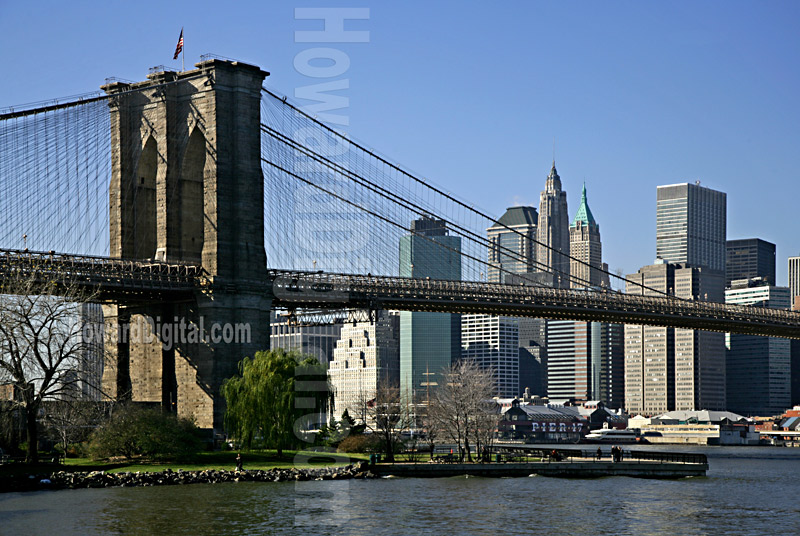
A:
[
  {"left": 4, "top": 249, "right": 799, "bottom": 339},
  {"left": 272, "top": 271, "right": 800, "bottom": 340}
]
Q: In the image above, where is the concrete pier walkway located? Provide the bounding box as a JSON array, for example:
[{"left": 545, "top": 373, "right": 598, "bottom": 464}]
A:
[
  {"left": 371, "top": 448, "right": 708, "bottom": 479},
  {"left": 372, "top": 460, "right": 707, "bottom": 479}
]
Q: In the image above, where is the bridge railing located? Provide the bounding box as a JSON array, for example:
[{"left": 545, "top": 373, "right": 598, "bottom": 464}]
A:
[
  {"left": 269, "top": 270, "right": 800, "bottom": 337},
  {"left": 0, "top": 249, "right": 201, "bottom": 292},
  {"left": 490, "top": 445, "right": 708, "bottom": 465}
]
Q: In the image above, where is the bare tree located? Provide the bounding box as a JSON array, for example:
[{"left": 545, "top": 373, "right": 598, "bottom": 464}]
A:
[
  {"left": 429, "top": 360, "right": 497, "bottom": 462},
  {"left": 470, "top": 398, "right": 500, "bottom": 462},
  {"left": 43, "top": 398, "right": 107, "bottom": 458},
  {"left": 354, "top": 387, "right": 375, "bottom": 428},
  {"left": 364, "top": 379, "right": 408, "bottom": 463},
  {"left": 0, "top": 269, "right": 103, "bottom": 463},
  {"left": 421, "top": 406, "right": 441, "bottom": 461}
]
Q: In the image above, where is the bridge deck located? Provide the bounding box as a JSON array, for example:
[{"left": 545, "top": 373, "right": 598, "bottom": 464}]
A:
[
  {"left": 271, "top": 270, "right": 800, "bottom": 339},
  {"left": 0, "top": 249, "right": 199, "bottom": 302},
  {"left": 2, "top": 250, "right": 798, "bottom": 339}
]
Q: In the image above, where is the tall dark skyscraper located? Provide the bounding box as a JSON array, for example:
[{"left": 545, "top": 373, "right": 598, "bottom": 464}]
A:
[
  {"left": 487, "top": 206, "right": 538, "bottom": 284},
  {"left": 725, "top": 280, "right": 791, "bottom": 416},
  {"left": 478, "top": 206, "right": 546, "bottom": 396},
  {"left": 399, "top": 217, "right": 461, "bottom": 406},
  {"left": 726, "top": 238, "right": 776, "bottom": 287},
  {"left": 537, "top": 162, "right": 570, "bottom": 288}
]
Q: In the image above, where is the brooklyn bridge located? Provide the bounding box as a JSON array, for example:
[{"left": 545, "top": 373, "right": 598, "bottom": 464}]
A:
[{"left": 2, "top": 58, "right": 798, "bottom": 435}]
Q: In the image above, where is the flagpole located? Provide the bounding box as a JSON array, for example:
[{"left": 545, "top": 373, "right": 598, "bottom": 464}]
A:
[{"left": 182, "top": 28, "right": 185, "bottom": 72}]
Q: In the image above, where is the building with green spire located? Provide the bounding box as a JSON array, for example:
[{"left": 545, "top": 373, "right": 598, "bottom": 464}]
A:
[
  {"left": 545, "top": 182, "right": 623, "bottom": 408},
  {"left": 569, "top": 183, "right": 608, "bottom": 289}
]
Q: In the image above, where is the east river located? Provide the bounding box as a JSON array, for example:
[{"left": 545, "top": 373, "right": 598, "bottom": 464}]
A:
[{"left": 1, "top": 446, "right": 799, "bottom": 535}]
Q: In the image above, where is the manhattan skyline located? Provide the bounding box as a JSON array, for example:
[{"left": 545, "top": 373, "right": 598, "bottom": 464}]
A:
[{"left": 2, "top": 2, "right": 798, "bottom": 285}]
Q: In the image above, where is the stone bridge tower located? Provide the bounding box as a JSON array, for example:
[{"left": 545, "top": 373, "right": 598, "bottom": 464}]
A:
[{"left": 101, "top": 60, "right": 271, "bottom": 435}]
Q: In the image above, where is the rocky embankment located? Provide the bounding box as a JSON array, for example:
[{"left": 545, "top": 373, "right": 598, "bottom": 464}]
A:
[{"left": 0, "top": 463, "right": 377, "bottom": 493}]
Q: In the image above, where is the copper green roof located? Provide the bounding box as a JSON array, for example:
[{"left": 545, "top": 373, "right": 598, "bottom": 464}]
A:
[
  {"left": 571, "top": 183, "right": 597, "bottom": 228},
  {"left": 489, "top": 206, "right": 538, "bottom": 229}
]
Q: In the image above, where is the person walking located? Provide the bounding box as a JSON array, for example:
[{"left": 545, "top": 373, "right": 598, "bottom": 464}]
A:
[{"left": 235, "top": 453, "right": 243, "bottom": 472}]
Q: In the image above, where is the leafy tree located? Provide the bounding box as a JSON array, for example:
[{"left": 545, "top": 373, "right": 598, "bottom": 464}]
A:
[
  {"left": 88, "top": 404, "right": 201, "bottom": 461},
  {"left": 316, "top": 410, "right": 366, "bottom": 447},
  {"left": 337, "top": 433, "right": 381, "bottom": 454},
  {"left": 341, "top": 409, "right": 356, "bottom": 428},
  {"left": 221, "top": 349, "right": 333, "bottom": 457}
]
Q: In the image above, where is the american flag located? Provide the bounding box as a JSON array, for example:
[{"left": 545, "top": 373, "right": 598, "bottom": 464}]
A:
[{"left": 173, "top": 28, "right": 184, "bottom": 60}]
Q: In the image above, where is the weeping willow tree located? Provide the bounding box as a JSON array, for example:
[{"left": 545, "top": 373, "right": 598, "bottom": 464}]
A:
[{"left": 221, "top": 349, "right": 333, "bottom": 457}]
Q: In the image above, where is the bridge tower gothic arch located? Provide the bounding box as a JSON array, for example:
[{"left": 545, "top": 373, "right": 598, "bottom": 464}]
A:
[{"left": 100, "top": 60, "right": 272, "bottom": 434}]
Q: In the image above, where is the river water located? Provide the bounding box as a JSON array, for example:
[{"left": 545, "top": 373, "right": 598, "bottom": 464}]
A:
[{"left": 1, "top": 446, "right": 799, "bottom": 535}]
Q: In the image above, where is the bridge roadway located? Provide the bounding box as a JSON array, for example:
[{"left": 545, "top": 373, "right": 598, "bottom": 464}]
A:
[
  {"left": 270, "top": 270, "right": 800, "bottom": 340},
  {"left": 0, "top": 249, "right": 199, "bottom": 302},
  {"left": 2, "top": 250, "right": 800, "bottom": 339}
]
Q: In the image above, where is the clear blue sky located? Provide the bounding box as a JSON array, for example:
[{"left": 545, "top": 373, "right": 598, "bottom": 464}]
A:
[{"left": 2, "top": 1, "right": 798, "bottom": 284}]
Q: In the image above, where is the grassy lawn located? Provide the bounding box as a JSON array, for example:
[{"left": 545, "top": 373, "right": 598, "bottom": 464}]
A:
[{"left": 1, "top": 450, "right": 370, "bottom": 476}]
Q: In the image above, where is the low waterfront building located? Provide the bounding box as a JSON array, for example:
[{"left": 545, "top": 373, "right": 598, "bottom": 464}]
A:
[
  {"left": 755, "top": 406, "right": 800, "bottom": 446},
  {"left": 498, "top": 399, "right": 585, "bottom": 443},
  {"left": 628, "top": 410, "right": 758, "bottom": 445},
  {"left": 496, "top": 398, "right": 626, "bottom": 442}
]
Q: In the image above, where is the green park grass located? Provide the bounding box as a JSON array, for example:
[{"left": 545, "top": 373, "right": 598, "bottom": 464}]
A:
[{"left": 0, "top": 449, "right": 370, "bottom": 476}]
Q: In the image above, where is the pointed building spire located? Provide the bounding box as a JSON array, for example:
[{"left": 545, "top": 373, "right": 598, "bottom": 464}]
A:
[
  {"left": 571, "top": 181, "right": 597, "bottom": 229},
  {"left": 547, "top": 160, "right": 560, "bottom": 186}
]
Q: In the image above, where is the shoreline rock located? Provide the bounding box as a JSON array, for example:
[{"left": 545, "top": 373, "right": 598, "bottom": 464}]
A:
[{"left": 0, "top": 462, "right": 376, "bottom": 493}]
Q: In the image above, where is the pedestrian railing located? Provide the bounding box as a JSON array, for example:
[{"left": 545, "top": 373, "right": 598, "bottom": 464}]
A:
[{"left": 489, "top": 446, "right": 707, "bottom": 465}]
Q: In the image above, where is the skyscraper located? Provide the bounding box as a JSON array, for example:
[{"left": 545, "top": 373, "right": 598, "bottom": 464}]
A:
[
  {"left": 328, "top": 311, "right": 400, "bottom": 425},
  {"left": 488, "top": 206, "right": 538, "bottom": 284},
  {"left": 624, "top": 262, "right": 675, "bottom": 415},
  {"left": 624, "top": 261, "right": 726, "bottom": 415},
  {"left": 641, "top": 182, "right": 727, "bottom": 413},
  {"left": 546, "top": 320, "right": 624, "bottom": 407},
  {"left": 545, "top": 183, "right": 621, "bottom": 407},
  {"left": 726, "top": 238, "right": 776, "bottom": 287},
  {"left": 656, "top": 183, "right": 727, "bottom": 272},
  {"left": 788, "top": 256, "right": 800, "bottom": 309},
  {"left": 461, "top": 315, "right": 519, "bottom": 398},
  {"left": 725, "top": 280, "right": 791, "bottom": 416},
  {"left": 482, "top": 206, "right": 546, "bottom": 396},
  {"left": 537, "top": 162, "right": 570, "bottom": 288},
  {"left": 72, "top": 303, "right": 104, "bottom": 401},
  {"left": 270, "top": 311, "right": 342, "bottom": 366},
  {"left": 399, "top": 217, "right": 461, "bottom": 406},
  {"left": 569, "top": 183, "right": 609, "bottom": 289}
]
